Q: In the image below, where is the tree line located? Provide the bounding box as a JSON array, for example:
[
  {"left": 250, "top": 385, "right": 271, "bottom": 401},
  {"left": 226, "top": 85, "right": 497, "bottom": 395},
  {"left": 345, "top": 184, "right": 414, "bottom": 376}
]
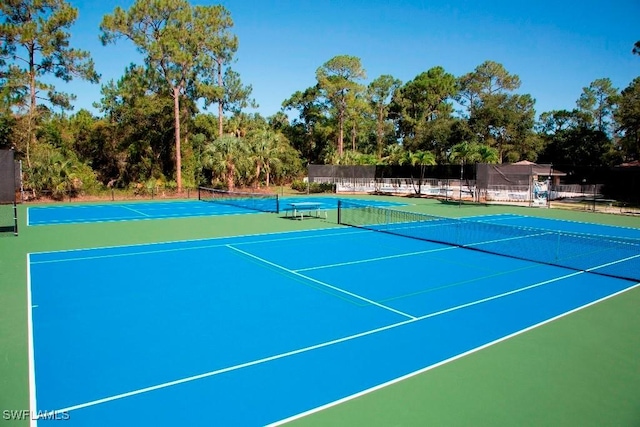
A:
[{"left": 1, "top": 0, "right": 638, "bottom": 199}]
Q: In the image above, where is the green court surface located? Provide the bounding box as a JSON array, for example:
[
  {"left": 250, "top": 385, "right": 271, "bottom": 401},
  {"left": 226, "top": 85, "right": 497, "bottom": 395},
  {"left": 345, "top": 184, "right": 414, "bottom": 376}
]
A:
[{"left": 1, "top": 196, "right": 639, "bottom": 426}]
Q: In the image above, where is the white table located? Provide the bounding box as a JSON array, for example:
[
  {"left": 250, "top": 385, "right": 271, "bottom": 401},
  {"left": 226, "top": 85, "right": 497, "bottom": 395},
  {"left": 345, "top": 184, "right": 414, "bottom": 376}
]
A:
[{"left": 285, "top": 202, "right": 326, "bottom": 220}]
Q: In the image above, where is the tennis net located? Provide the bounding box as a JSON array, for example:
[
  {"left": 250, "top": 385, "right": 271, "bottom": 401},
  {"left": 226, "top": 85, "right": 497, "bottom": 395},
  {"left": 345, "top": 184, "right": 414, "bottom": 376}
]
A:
[
  {"left": 337, "top": 200, "right": 640, "bottom": 283},
  {"left": 198, "top": 187, "right": 280, "bottom": 213}
]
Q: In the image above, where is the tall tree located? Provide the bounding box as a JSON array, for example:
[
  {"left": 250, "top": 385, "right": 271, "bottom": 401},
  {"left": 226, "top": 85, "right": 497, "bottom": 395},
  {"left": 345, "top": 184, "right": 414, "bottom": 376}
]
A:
[
  {"left": 1, "top": 0, "right": 99, "bottom": 166},
  {"left": 282, "top": 85, "right": 328, "bottom": 163},
  {"left": 390, "top": 66, "right": 457, "bottom": 151},
  {"left": 457, "top": 60, "right": 520, "bottom": 117},
  {"left": 95, "top": 67, "right": 177, "bottom": 186},
  {"left": 470, "top": 92, "right": 539, "bottom": 162},
  {"left": 458, "top": 61, "right": 537, "bottom": 162},
  {"left": 100, "top": 1, "right": 237, "bottom": 191},
  {"left": 615, "top": 77, "right": 640, "bottom": 161},
  {"left": 344, "top": 90, "right": 370, "bottom": 152},
  {"left": 537, "top": 109, "right": 618, "bottom": 167},
  {"left": 538, "top": 125, "right": 614, "bottom": 167},
  {"left": 367, "top": 75, "right": 401, "bottom": 158},
  {"left": 537, "top": 109, "right": 587, "bottom": 135},
  {"left": 316, "top": 55, "right": 366, "bottom": 156},
  {"left": 191, "top": 12, "right": 257, "bottom": 137},
  {"left": 576, "top": 78, "right": 619, "bottom": 135},
  {"left": 203, "top": 67, "right": 256, "bottom": 137}
]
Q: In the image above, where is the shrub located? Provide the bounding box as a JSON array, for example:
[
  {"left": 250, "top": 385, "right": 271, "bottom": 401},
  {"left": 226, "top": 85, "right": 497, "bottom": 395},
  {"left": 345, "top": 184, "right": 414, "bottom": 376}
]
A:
[{"left": 291, "top": 180, "right": 334, "bottom": 193}]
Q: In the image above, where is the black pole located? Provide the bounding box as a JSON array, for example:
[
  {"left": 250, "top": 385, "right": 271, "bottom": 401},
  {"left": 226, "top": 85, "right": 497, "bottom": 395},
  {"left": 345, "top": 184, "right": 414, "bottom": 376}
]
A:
[
  {"left": 337, "top": 200, "right": 342, "bottom": 224},
  {"left": 13, "top": 202, "right": 18, "bottom": 236},
  {"left": 474, "top": 162, "right": 478, "bottom": 203},
  {"left": 275, "top": 195, "right": 280, "bottom": 214},
  {"left": 459, "top": 161, "right": 463, "bottom": 207},
  {"left": 547, "top": 164, "right": 553, "bottom": 208}
]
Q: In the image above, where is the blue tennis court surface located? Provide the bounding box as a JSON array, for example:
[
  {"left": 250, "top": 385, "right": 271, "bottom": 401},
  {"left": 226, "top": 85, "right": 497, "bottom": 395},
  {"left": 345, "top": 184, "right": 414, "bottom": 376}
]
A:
[
  {"left": 28, "top": 214, "right": 640, "bottom": 426},
  {"left": 27, "top": 197, "right": 403, "bottom": 225}
]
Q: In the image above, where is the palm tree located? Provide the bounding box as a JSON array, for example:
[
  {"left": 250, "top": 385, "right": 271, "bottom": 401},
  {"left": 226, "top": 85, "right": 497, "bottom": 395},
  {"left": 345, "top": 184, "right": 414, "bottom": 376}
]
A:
[
  {"left": 450, "top": 141, "right": 482, "bottom": 165},
  {"left": 381, "top": 144, "right": 408, "bottom": 166},
  {"left": 247, "top": 128, "right": 283, "bottom": 188},
  {"left": 450, "top": 142, "right": 498, "bottom": 201},
  {"left": 225, "top": 113, "right": 251, "bottom": 138},
  {"left": 407, "top": 150, "right": 436, "bottom": 195},
  {"left": 477, "top": 144, "right": 500, "bottom": 163},
  {"left": 202, "top": 135, "right": 248, "bottom": 190},
  {"left": 449, "top": 141, "right": 481, "bottom": 199}
]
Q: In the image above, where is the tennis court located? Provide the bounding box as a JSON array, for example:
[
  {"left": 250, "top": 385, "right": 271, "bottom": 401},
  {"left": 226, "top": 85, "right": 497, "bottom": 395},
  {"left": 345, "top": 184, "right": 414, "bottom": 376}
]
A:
[
  {"left": 26, "top": 197, "right": 403, "bottom": 225},
  {"left": 27, "top": 205, "right": 640, "bottom": 426}
]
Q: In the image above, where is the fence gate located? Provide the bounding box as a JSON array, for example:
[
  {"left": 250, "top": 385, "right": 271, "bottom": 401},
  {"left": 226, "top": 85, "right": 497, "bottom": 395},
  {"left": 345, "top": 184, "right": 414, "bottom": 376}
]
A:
[{"left": 0, "top": 149, "right": 18, "bottom": 235}]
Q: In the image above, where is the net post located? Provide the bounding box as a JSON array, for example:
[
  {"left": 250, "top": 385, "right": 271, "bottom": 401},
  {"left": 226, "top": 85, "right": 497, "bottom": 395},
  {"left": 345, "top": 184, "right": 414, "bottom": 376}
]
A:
[
  {"left": 197, "top": 186, "right": 201, "bottom": 201},
  {"left": 337, "top": 200, "right": 342, "bottom": 224},
  {"left": 13, "top": 202, "right": 18, "bottom": 236},
  {"left": 275, "top": 195, "right": 280, "bottom": 214}
]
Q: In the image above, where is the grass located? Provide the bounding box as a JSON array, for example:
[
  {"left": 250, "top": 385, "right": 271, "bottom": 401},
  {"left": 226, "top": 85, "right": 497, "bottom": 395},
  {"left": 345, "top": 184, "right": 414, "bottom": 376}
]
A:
[{"left": 1, "top": 196, "right": 639, "bottom": 426}]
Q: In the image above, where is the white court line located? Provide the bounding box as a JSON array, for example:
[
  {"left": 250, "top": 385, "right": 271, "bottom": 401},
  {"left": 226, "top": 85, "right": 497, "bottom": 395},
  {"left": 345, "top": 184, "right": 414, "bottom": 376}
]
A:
[
  {"left": 382, "top": 221, "right": 555, "bottom": 247},
  {"left": 27, "top": 211, "right": 256, "bottom": 226},
  {"left": 30, "top": 243, "right": 236, "bottom": 264},
  {"left": 469, "top": 214, "right": 524, "bottom": 223},
  {"left": 464, "top": 231, "right": 555, "bottom": 248},
  {"left": 294, "top": 230, "right": 555, "bottom": 273},
  {"left": 296, "top": 246, "right": 456, "bottom": 272},
  {"left": 504, "top": 213, "right": 640, "bottom": 233},
  {"left": 29, "top": 226, "right": 351, "bottom": 256},
  {"left": 41, "top": 318, "right": 415, "bottom": 417},
  {"left": 375, "top": 222, "right": 632, "bottom": 264},
  {"left": 226, "top": 244, "right": 417, "bottom": 320},
  {"left": 267, "top": 280, "right": 640, "bottom": 427},
  {"left": 586, "top": 253, "right": 640, "bottom": 274},
  {"left": 40, "top": 266, "right": 605, "bottom": 418},
  {"left": 28, "top": 201, "right": 201, "bottom": 210},
  {"left": 29, "top": 229, "right": 368, "bottom": 265},
  {"left": 119, "top": 205, "right": 150, "bottom": 217},
  {"left": 225, "top": 229, "right": 369, "bottom": 247},
  {"left": 380, "top": 215, "right": 640, "bottom": 247},
  {"left": 26, "top": 255, "right": 37, "bottom": 427},
  {"left": 471, "top": 213, "right": 640, "bottom": 241}
]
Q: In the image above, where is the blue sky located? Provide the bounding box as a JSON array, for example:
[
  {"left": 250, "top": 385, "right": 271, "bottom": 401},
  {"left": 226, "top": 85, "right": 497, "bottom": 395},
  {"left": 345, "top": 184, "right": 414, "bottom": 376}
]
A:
[{"left": 59, "top": 0, "right": 639, "bottom": 119}]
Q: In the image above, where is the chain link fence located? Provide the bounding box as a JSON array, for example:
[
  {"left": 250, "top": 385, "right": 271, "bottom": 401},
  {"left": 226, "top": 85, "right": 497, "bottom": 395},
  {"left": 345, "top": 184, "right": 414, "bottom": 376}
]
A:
[{"left": 309, "top": 163, "right": 640, "bottom": 214}]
